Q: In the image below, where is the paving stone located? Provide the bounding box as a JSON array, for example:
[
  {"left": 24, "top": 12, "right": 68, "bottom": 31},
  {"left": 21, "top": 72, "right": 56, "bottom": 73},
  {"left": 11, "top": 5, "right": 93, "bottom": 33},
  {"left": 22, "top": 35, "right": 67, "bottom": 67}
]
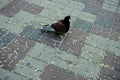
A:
[
  {"left": 0, "top": 46, "right": 14, "bottom": 69},
  {"left": 100, "top": 67, "right": 120, "bottom": 79},
  {"left": 0, "top": 0, "right": 22, "bottom": 18},
  {"left": 23, "top": 3, "right": 44, "bottom": 15},
  {"left": 86, "top": 0, "right": 104, "bottom": 8},
  {"left": 20, "top": 25, "right": 35, "bottom": 38},
  {"left": 83, "top": 5, "right": 100, "bottom": 15},
  {"left": 73, "top": 18, "right": 84, "bottom": 29},
  {"left": 39, "top": 32, "right": 63, "bottom": 48},
  {"left": 98, "top": 73, "right": 114, "bottom": 80},
  {"left": 82, "top": 21, "right": 93, "bottom": 33},
  {"left": 19, "top": 56, "right": 47, "bottom": 71},
  {"left": 0, "top": 68, "right": 11, "bottom": 80},
  {"left": 103, "top": 53, "right": 116, "bottom": 68},
  {"left": 103, "top": 17, "right": 113, "bottom": 28},
  {"left": 67, "top": 29, "right": 88, "bottom": 42},
  {"left": 15, "top": 64, "right": 41, "bottom": 80},
  {"left": 28, "top": 29, "right": 43, "bottom": 41},
  {"left": 102, "top": 2, "right": 117, "bottom": 12},
  {"left": 59, "top": 37, "right": 73, "bottom": 52},
  {"left": 112, "top": 24, "right": 120, "bottom": 34},
  {"left": 7, "top": 36, "right": 35, "bottom": 54},
  {"left": 0, "top": 32, "right": 16, "bottom": 46},
  {"left": 91, "top": 25, "right": 110, "bottom": 38},
  {"left": 95, "top": 16, "right": 105, "bottom": 25},
  {"left": 41, "top": 64, "right": 86, "bottom": 80},
  {"left": 114, "top": 56, "right": 120, "bottom": 71},
  {"left": 109, "top": 31, "right": 119, "bottom": 41},
  {"left": 98, "top": 9, "right": 114, "bottom": 18},
  {"left": 7, "top": 73, "right": 27, "bottom": 80},
  {"left": 14, "top": 0, "right": 29, "bottom": 9},
  {"left": 78, "top": 11, "right": 96, "bottom": 23},
  {"left": 0, "top": 28, "right": 7, "bottom": 37},
  {"left": 70, "top": 41, "right": 84, "bottom": 56}
]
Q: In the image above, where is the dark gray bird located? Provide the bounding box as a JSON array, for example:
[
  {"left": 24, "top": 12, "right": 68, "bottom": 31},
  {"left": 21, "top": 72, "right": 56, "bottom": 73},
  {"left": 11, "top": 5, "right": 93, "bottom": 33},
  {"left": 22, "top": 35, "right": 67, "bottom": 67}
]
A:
[{"left": 41, "top": 16, "right": 71, "bottom": 34}]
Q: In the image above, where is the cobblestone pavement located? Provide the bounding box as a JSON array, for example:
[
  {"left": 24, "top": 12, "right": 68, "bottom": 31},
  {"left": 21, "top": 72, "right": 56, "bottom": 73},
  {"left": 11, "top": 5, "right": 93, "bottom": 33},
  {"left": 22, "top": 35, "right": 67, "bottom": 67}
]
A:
[{"left": 0, "top": 0, "right": 120, "bottom": 80}]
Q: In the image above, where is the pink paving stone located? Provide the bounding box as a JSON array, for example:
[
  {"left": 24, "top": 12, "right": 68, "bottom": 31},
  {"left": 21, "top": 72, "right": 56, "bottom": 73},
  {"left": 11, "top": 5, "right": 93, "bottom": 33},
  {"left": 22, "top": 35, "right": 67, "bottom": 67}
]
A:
[
  {"left": 41, "top": 65, "right": 86, "bottom": 80},
  {"left": 7, "top": 36, "right": 35, "bottom": 54}
]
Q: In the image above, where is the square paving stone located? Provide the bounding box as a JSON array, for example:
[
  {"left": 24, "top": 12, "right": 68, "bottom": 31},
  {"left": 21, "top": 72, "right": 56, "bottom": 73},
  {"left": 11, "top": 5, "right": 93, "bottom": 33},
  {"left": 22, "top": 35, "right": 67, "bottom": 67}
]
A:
[
  {"left": 100, "top": 67, "right": 120, "bottom": 79},
  {"left": 73, "top": 18, "right": 85, "bottom": 29},
  {"left": 0, "top": 46, "right": 13, "bottom": 63},
  {"left": 41, "top": 64, "right": 86, "bottom": 80},
  {"left": 7, "top": 36, "right": 35, "bottom": 54},
  {"left": 0, "top": 28, "right": 7, "bottom": 37},
  {"left": 98, "top": 9, "right": 114, "bottom": 18},
  {"left": 20, "top": 25, "right": 35, "bottom": 38},
  {"left": 0, "top": 0, "right": 22, "bottom": 18},
  {"left": 67, "top": 29, "right": 88, "bottom": 42},
  {"left": 0, "top": 9, "right": 14, "bottom": 18},
  {"left": 59, "top": 37, "right": 73, "bottom": 52},
  {"left": 109, "top": 31, "right": 119, "bottom": 41},
  {"left": 39, "top": 32, "right": 63, "bottom": 48},
  {"left": 91, "top": 25, "right": 110, "bottom": 38},
  {"left": 23, "top": 3, "right": 44, "bottom": 15},
  {"left": 103, "top": 18, "right": 113, "bottom": 28},
  {"left": 14, "top": 0, "right": 29, "bottom": 9},
  {"left": 83, "top": 5, "right": 99, "bottom": 15},
  {"left": 112, "top": 24, "right": 120, "bottom": 33},
  {"left": 98, "top": 73, "right": 114, "bottom": 80},
  {"left": 95, "top": 16, "right": 105, "bottom": 25},
  {"left": 115, "top": 56, "right": 120, "bottom": 71},
  {"left": 0, "top": 32, "right": 16, "bottom": 46},
  {"left": 69, "top": 41, "right": 84, "bottom": 56},
  {"left": 82, "top": 22, "right": 93, "bottom": 33},
  {"left": 103, "top": 53, "right": 116, "bottom": 68},
  {"left": 0, "top": 46, "right": 19, "bottom": 71},
  {"left": 28, "top": 29, "right": 43, "bottom": 41}
]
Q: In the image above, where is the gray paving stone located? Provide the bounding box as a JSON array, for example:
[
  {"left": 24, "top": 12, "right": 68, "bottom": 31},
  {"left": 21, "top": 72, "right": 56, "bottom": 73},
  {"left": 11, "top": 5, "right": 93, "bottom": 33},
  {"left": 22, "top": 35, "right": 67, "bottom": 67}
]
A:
[
  {"left": 15, "top": 64, "right": 41, "bottom": 80},
  {"left": 20, "top": 25, "right": 35, "bottom": 38},
  {"left": 0, "top": 31, "right": 16, "bottom": 46},
  {"left": 0, "top": 68, "right": 11, "bottom": 80},
  {"left": 23, "top": 3, "right": 44, "bottom": 15},
  {"left": 7, "top": 73, "right": 27, "bottom": 80}
]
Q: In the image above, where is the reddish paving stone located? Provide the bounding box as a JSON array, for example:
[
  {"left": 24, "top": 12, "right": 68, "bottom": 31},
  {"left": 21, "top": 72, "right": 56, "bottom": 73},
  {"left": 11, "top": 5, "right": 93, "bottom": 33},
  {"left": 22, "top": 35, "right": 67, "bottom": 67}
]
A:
[
  {"left": 69, "top": 41, "right": 84, "bottom": 56},
  {"left": 39, "top": 32, "right": 62, "bottom": 48},
  {"left": 41, "top": 65, "right": 86, "bottom": 80},
  {"left": 98, "top": 9, "right": 114, "bottom": 18},
  {"left": 100, "top": 67, "right": 120, "bottom": 79},
  {"left": 103, "top": 52, "right": 116, "bottom": 67},
  {"left": 109, "top": 31, "right": 119, "bottom": 41},
  {"left": 59, "top": 37, "right": 73, "bottom": 52},
  {"left": 0, "top": 36, "right": 35, "bottom": 71},
  {"left": 0, "top": 0, "right": 22, "bottom": 17},
  {"left": 115, "top": 56, "right": 120, "bottom": 71},
  {"left": 99, "top": 73, "right": 113, "bottom": 80},
  {"left": 23, "top": 3, "right": 44, "bottom": 15},
  {"left": 60, "top": 29, "right": 87, "bottom": 56},
  {"left": 91, "top": 25, "right": 110, "bottom": 38},
  {"left": 14, "top": 0, "right": 29, "bottom": 9},
  {"left": 7, "top": 36, "right": 35, "bottom": 54}
]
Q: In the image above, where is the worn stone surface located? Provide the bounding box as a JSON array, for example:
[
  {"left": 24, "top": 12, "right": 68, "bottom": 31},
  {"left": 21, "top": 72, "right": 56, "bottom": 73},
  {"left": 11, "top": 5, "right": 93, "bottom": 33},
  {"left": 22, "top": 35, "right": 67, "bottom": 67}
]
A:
[{"left": 0, "top": 0, "right": 120, "bottom": 80}]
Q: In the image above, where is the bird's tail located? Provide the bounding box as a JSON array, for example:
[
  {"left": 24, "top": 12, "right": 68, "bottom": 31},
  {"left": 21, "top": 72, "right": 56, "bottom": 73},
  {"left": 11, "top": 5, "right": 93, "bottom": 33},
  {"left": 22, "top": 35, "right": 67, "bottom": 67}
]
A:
[{"left": 40, "top": 24, "right": 55, "bottom": 32}]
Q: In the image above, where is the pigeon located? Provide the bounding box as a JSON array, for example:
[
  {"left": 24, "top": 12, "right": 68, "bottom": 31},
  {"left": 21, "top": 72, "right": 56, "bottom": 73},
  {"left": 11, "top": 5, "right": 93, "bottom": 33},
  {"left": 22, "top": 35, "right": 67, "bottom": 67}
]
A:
[{"left": 41, "top": 16, "right": 71, "bottom": 34}]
